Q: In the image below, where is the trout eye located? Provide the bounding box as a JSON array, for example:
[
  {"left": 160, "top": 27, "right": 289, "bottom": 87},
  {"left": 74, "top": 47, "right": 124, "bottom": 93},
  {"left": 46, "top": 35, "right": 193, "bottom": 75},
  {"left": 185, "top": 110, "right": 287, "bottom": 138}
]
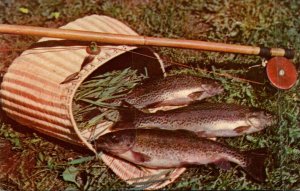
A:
[
  {"left": 111, "top": 135, "right": 120, "bottom": 144},
  {"left": 264, "top": 111, "right": 272, "bottom": 118}
]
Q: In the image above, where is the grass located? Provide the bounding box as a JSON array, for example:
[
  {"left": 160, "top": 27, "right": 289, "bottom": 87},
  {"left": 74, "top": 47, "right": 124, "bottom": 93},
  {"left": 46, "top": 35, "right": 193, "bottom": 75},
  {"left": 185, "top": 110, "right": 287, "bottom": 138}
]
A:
[
  {"left": 0, "top": 0, "right": 299, "bottom": 190},
  {"left": 73, "top": 68, "right": 146, "bottom": 131}
]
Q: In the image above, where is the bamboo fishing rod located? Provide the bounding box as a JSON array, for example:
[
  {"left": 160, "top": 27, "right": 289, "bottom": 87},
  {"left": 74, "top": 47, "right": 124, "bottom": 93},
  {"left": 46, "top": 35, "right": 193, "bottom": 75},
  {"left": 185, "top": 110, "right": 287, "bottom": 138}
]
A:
[
  {"left": 0, "top": 24, "right": 298, "bottom": 89},
  {"left": 0, "top": 24, "right": 295, "bottom": 59}
]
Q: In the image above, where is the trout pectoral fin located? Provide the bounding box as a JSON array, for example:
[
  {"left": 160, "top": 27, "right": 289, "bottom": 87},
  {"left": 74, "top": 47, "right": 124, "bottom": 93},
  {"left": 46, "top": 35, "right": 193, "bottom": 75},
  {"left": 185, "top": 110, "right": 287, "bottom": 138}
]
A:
[
  {"left": 188, "top": 91, "right": 204, "bottom": 100},
  {"left": 234, "top": 125, "right": 251, "bottom": 133},
  {"left": 196, "top": 131, "right": 206, "bottom": 137},
  {"left": 131, "top": 150, "right": 151, "bottom": 163},
  {"left": 196, "top": 131, "right": 214, "bottom": 137},
  {"left": 214, "top": 159, "right": 232, "bottom": 170},
  {"left": 208, "top": 137, "right": 217, "bottom": 141},
  {"left": 146, "top": 99, "right": 191, "bottom": 110},
  {"left": 145, "top": 101, "right": 164, "bottom": 109},
  {"left": 196, "top": 131, "right": 216, "bottom": 140}
]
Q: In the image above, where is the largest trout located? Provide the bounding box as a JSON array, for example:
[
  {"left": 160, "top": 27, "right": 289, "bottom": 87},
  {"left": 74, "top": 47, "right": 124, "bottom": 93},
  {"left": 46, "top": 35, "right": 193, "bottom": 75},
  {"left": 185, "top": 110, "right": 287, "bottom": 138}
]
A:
[{"left": 94, "top": 129, "right": 267, "bottom": 182}]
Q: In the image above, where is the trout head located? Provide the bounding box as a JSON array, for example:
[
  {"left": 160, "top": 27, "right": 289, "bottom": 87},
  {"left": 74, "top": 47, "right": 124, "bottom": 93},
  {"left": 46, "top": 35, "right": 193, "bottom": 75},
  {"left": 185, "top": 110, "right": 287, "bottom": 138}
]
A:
[
  {"left": 94, "top": 130, "right": 136, "bottom": 155},
  {"left": 246, "top": 110, "right": 277, "bottom": 130}
]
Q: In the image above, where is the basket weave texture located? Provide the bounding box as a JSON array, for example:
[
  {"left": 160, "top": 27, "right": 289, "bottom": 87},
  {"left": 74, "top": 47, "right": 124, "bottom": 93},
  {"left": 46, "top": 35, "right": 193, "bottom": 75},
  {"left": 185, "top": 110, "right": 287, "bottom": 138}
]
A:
[{"left": 0, "top": 15, "right": 185, "bottom": 189}]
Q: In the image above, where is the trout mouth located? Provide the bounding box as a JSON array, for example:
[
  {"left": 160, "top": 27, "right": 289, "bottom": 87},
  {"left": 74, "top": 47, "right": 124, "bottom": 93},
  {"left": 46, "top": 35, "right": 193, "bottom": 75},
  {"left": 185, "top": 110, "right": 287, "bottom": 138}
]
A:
[
  {"left": 214, "top": 85, "right": 224, "bottom": 95},
  {"left": 245, "top": 112, "right": 263, "bottom": 130},
  {"left": 266, "top": 111, "right": 277, "bottom": 123},
  {"left": 246, "top": 111, "right": 276, "bottom": 129},
  {"left": 95, "top": 132, "right": 136, "bottom": 154}
]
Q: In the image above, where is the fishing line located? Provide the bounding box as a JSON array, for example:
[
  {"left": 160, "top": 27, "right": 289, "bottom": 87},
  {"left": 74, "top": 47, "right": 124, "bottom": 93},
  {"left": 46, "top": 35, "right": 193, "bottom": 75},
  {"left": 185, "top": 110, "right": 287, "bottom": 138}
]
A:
[
  {"left": 100, "top": 46, "right": 264, "bottom": 85},
  {"left": 129, "top": 46, "right": 138, "bottom": 142},
  {"left": 276, "top": 90, "right": 285, "bottom": 188}
]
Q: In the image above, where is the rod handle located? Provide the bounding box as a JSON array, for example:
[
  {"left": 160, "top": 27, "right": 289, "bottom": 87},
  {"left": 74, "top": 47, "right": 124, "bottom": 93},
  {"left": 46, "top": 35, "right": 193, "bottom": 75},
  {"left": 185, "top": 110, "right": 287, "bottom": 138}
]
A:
[{"left": 259, "top": 47, "right": 294, "bottom": 59}]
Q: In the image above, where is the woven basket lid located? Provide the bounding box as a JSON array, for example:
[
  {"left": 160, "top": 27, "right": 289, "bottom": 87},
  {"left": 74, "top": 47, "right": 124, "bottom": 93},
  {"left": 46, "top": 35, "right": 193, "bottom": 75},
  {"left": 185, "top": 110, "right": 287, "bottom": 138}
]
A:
[{"left": 0, "top": 15, "right": 185, "bottom": 189}]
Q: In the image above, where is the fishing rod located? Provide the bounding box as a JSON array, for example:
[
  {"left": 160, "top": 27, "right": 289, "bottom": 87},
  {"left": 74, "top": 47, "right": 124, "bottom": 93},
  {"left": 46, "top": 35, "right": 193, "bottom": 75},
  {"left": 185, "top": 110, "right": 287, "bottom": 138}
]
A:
[{"left": 0, "top": 24, "right": 298, "bottom": 89}]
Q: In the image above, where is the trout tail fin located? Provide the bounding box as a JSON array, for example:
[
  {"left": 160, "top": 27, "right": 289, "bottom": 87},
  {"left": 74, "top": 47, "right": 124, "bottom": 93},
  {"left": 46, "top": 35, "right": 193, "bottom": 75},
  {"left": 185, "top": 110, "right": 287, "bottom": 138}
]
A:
[
  {"left": 110, "top": 121, "right": 133, "bottom": 131},
  {"left": 117, "top": 103, "right": 144, "bottom": 122},
  {"left": 242, "top": 148, "right": 268, "bottom": 182},
  {"left": 118, "top": 108, "right": 136, "bottom": 122},
  {"left": 110, "top": 105, "right": 143, "bottom": 131}
]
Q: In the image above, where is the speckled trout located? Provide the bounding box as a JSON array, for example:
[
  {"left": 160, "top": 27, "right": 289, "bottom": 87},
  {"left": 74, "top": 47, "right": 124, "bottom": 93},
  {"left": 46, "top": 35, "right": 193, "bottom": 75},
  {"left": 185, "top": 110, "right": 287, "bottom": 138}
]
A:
[
  {"left": 94, "top": 129, "right": 267, "bottom": 182},
  {"left": 112, "top": 102, "right": 276, "bottom": 137},
  {"left": 123, "top": 75, "right": 223, "bottom": 111}
]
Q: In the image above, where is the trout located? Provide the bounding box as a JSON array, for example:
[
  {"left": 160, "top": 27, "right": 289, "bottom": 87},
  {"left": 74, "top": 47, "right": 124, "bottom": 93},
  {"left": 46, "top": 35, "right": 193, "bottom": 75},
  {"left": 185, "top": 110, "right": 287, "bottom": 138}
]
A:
[
  {"left": 94, "top": 129, "right": 267, "bottom": 182},
  {"left": 123, "top": 75, "right": 223, "bottom": 111},
  {"left": 112, "top": 102, "right": 276, "bottom": 137}
]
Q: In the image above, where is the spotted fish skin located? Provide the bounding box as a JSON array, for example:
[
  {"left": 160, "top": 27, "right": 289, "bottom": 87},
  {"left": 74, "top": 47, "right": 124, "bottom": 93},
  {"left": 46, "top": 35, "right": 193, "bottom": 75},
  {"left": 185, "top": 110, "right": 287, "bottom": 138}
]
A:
[
  {"left": 123, "top": 75, "right": 224, "bottom": 110},
  {"left": 113, "top": 102, "right": 276, "bottom": 137},
  {"left": 94, "top": 129, "right": 267, "bottom": 182}
]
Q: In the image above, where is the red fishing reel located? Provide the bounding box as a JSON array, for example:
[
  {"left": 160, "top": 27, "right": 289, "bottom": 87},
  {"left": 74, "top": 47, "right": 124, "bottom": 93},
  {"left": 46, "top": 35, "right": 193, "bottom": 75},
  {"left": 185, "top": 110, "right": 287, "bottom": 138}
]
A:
[{"left": 266, "top": 57, "right": 298, "bottom": 90}]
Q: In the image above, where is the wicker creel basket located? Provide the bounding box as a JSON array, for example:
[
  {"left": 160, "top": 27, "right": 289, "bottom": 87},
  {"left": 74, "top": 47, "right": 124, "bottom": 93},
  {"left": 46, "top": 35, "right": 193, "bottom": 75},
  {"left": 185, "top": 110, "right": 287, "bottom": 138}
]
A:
[{"left": 0, "top": 15, "right": 185, "bottom": 189}]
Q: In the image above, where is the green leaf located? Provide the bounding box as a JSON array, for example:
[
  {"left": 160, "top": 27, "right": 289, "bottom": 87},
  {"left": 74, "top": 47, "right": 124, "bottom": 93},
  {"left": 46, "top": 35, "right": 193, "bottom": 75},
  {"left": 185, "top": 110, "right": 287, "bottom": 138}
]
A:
[
  {"left": 62, "top": 166, "right": 80, "bottom": 187},
  {"left": 38, "top": 152, "right": 44, "bottom": 162},
  {"left": 68, "top": 156, "right": 95, "bottom": 165},
  {"left": 50, "top": 12, "right": 60, "bottom": 19},
  {"left": 245, "top": 88, "right": 252, "bottom": 97},
  {"left": 19, "top": 7, "right": 29, "bottom": 14},
  {"left": 246, "top": 135, "right": 255, "bottom": 142},
  {"left": 289, "top": 128, "right": 300, "bottom": 139},
  {"left": 64, "top": 186, "right": 79, "bottom": 191}
]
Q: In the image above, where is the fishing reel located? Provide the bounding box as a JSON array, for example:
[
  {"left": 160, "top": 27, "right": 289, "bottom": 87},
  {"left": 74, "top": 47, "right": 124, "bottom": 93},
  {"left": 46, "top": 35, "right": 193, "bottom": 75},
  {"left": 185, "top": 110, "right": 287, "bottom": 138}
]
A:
[{"left": 265, "top": 56, "right": 297, "bottom": 90}]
